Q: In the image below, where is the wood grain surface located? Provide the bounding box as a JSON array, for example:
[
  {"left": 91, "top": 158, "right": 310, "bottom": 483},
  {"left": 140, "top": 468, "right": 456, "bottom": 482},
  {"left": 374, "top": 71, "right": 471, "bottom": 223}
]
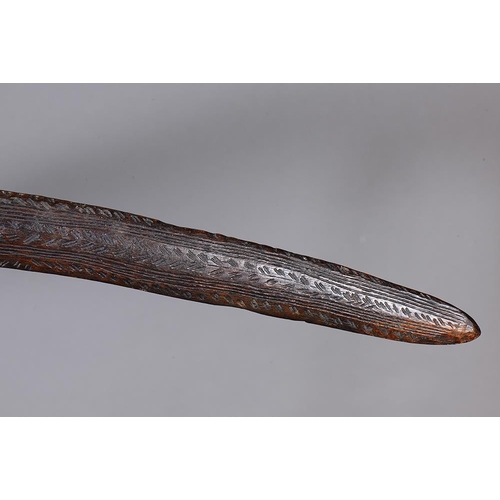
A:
[{"left": 0, "top": 190, "right": 480, "bottom": 344}]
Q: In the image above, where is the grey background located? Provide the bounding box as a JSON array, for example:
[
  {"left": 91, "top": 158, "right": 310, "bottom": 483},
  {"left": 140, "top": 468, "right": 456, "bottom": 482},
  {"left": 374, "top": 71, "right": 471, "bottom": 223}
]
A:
[{"left": 0, "top": 84, "right": 498, "bottom": 416}]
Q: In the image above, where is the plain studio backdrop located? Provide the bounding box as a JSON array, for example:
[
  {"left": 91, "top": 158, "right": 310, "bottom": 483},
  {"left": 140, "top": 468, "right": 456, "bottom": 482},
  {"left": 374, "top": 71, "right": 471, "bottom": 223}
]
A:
[{"left": 0, "top": 83, "right": 497, "bottom": 416}]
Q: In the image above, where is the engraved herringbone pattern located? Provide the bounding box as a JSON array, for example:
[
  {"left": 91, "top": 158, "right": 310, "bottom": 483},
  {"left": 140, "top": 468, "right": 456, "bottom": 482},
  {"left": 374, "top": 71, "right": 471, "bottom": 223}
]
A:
[{"left": 0, "top": 190, "right": 480, "bottom": 344}]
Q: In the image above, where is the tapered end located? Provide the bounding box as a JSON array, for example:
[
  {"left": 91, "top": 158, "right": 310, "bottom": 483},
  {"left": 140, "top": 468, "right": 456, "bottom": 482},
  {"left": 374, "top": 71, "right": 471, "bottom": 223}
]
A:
[{"left": 457, "top": 313, "right": 481, "bottom": 344}]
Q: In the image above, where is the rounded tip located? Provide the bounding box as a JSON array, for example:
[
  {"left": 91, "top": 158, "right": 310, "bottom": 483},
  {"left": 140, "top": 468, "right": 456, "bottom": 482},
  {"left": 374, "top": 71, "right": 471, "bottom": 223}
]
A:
[
  {"left": 426, "top": 310, "right": 481, "bottom": 345},
  {"left": 439, "top": 311, "right": 481, "bottom": 345},
  {"left": 460, "top": 313, "right": 481, "bottom": 343}
]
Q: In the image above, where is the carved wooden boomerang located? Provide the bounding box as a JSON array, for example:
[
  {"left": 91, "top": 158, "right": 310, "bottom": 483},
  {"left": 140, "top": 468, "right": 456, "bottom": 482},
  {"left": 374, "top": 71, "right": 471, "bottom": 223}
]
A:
[{"left": 0, "top": 190, "right": 480, "bottom": 345}]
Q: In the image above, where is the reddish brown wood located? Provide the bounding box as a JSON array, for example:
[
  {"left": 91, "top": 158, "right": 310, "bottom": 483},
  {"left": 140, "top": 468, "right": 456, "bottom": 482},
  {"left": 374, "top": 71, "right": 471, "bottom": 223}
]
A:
[{"left": 0, "top": 190, "right": 480, "bottom": 344}]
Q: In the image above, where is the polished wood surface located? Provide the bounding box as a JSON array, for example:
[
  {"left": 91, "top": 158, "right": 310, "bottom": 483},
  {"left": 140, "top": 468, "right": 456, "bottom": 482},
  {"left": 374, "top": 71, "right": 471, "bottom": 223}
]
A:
[{"left": 0, "top": 190, "right": 480, "bottom": 344}]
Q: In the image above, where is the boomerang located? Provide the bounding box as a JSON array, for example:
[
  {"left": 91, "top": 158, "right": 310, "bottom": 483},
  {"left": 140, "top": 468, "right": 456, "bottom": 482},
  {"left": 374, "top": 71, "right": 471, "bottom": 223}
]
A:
[{"left": 0, "top": 190, "right": 480, "bottom": 345}]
